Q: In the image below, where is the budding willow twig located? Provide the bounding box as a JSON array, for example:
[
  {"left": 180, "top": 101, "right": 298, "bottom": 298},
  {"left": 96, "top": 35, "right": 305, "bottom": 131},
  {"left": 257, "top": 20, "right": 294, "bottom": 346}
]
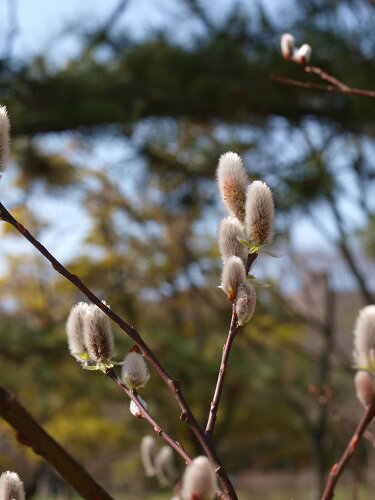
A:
[
  {"left": 321, "top": 396, "right": 375, "bottom": 500},
  {"left": 205, "top": 251, "right": 258, "bottom": 440},
  {"left": 0, "top": 386, "right": 113, "bottom": 500},
  {"left": 0, "top": 202, "right": 236, "bottom": 500}
]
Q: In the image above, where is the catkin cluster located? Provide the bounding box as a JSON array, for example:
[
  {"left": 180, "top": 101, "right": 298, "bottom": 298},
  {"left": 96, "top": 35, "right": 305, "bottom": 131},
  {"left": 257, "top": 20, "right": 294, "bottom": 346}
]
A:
[
  {"left": 280, "top": 33, "right": 312, "bottom": 65},
  {"left": 216, "top": 152, "right": 275, "bottom": 326}
]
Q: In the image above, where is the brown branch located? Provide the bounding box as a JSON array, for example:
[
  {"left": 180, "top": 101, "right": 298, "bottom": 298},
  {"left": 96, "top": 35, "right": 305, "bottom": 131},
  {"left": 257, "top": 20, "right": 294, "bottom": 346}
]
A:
[
  {"left": 321, "top": 396, "right": 375, "bottom": 500},
  {"left": 0, "top": 202, "right": 236, "bottom": 500},
  {"left": 271, "top": 55, "right": 375, "bottom": 99},
  {"left": 205, "top": 252, "right": 258, "bottom": 441},
  {"left": 0, "top": 386, "right": 113, "bottom": 500},
  {"left": 105, "top": 369, "right": 227, "bottom": 500}
]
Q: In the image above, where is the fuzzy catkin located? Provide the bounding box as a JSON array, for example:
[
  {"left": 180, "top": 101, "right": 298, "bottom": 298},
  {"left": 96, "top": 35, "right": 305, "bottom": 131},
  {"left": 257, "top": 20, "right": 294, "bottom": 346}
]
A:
[
  {"left": 236, "top": 282, "right": 256, "bottom": 326},
  {"left": 122, "top": 351, "right": 150, "bottom": 390},
  {"left": 0, "top": 106, "right": 10, "bottom": 175},
  {"left": 295, "top": 44, "right": 312, "bottom": 64},
  {"left": 66, "top": 302, "right": 91, "bottom": 360},
  {"left": 141, "top": 436, "right": 157, "bottom": 477},
  {"left": 154, "top": 446, "right": 178, "bottom": 485},
  {"left": 355, "top": 370, "right": 374, "bottom": 408},
  {"left": 0, "top": 471, "right": 25, "bottom": 500},
  {"left": 245, "top": 180, "right": 274, "bottom": 245},
  {"left": 281, "top": 33, "right": 295, "bottom": 59},
  {"left": 181, "top": 456, "right": 217, "bottom": 500},
  {"left": 218, "top": 216, "right": 247, "bottom": 262},
  {"left": 216, "top": 152, "right": 248, "bottom": 222},
  {"left": 83, "top": 301, "right": 114, "bottom": 362},
  {"left": 221, "top": 256, "right": 246, "bottom": 299},
  {"left": 353, "top": 305, "right": 375, "bottom": 371}
]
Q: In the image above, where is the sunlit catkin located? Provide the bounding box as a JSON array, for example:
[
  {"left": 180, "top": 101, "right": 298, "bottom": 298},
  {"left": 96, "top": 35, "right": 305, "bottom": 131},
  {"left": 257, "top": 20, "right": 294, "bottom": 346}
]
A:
[
  {"left": 216, "top": 152, "right": 248, "bottom": 222},
  {"left": 221, "top": 256, "right": 246, "bottom": 300},
  {"left": 280, "top": 33, "right": 295, "bottom": 59},
  {"left": 0, "top": 471, "right": 25, "bottom": 500},
  {"left": 140, "top": 436, "right": 157, "bottom": 477},
  {"left": 295, "top": 44, "right": 312, "bottom": 64},
  {"left": 83, "top": 301, "right": 114, "bottom": 362},
  {"left": 218, "top": 216, "right": 247, "bottom": 262},
  {"left": 181, "top": 456, "right": 217, "bottom": 500},
  {"left": 245, "top": 180, "right": 274, "bottom": 246},
  {"left": 66, "top": 302, "right": 91, "bottom": 361},
  {"left": 353, "top": 305, "right": 375, "bottom": 372},
  {"left": 122, "top": 351, "right": 150, "bottom": 390},
  {"left": 236, "top": 282, "right": 256, "bottom": 326},
  {"left": 354, "top": 370, "right": 374, "bottom": 409},
  {"left": 0, "top": 106, "right": 10, "bottom": 174}
]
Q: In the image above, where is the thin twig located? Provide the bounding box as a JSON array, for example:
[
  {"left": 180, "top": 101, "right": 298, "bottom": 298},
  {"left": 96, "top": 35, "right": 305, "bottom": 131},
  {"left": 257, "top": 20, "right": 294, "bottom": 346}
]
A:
[
  {"left": 271, "top": 68, "right": 375, "bottom": 99},
  {"left": 205, "top": 252, "right": 258, "bottom": 440},
  {"left": 321, "top": 396, "right": 375, "bottom": 500},
  {"left": 0, "top": 202, "right": 236, "bottom": 500},
  {"left": 0, "top": 386, "right": 114, "bottom": 500}
]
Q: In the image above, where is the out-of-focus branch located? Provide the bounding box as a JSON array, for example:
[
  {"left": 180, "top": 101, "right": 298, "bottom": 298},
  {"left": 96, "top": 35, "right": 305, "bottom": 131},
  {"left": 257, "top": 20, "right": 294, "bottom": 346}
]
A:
[{"left": 0, "top": 386, "right": 114, "bottom": 500}]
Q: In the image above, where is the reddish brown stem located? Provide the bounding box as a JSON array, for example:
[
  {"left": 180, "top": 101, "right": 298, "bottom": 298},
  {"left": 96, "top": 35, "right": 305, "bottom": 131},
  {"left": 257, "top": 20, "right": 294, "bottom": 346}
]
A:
[
  {"left": 205, "top": 251, "right": 258, "bottom": 440},
  {"left": 0, "top": 386, "right": 113, "bottom": 500},
  {"left": 0, "top": 202, "right": 236, "bottom": 500},
  {"left": 321, "top": 397, "right": 375, "bottom": 500}
]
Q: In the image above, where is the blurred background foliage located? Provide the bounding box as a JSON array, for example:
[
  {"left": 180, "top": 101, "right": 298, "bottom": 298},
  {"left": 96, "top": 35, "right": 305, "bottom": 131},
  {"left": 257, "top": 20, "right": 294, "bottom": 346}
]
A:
[{"left": 0, "top": 0, "right": 375, "bottom": 498}]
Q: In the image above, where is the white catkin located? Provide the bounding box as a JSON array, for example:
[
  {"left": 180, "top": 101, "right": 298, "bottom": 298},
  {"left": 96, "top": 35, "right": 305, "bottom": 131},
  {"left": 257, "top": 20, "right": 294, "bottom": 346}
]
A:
[
  {"left": 245, "top": 180, "right": 274, "bottom": 245},
  {"left": 122, "top": 352, "right": 150, "bottom": 390},
  {"left": 83, "top": 301, "right": 114, "bottom": 362},
  {"left": 218, "top": 216, "right": 247, "bottom": 262},
  {"left": 353, "top": 305, "right": 375, "bottom": 371},
  {"left": 221, "top": 256, "right": 246, "bottom": 298},
  {"left": 0, "top": 106, "right": 10, "bottom": 175},
  {"left": 181, "top": 456, "right": 217, "bottom": 500},
  {"left": 354, "top": 370, "right": 375, "bottom": 409},
  {"left": 154, "top": 446, "right": 178, "bottom": 485},
  {"left": 130, "top": 396, "right": 148, "bottom": 417},
  {"left": 216, "top": 152, "right": 248, "bottom": 222},
  {"left": 66, "top": 302, "right": 91, "bottom": 360},
  {"left": 0, "top": 471, "right": 25, "bottom": 500},
  {"left": 280, "top": 33, "right": 295, "bottom": 59},
  {"left": 140, "top": 436, "right": 157, "bottom": 477},
  {"left": 295, "top": 44, "right": 312, "bottom": 64},
  {"left": 236, "top": 282, "right": 256, "bottom": 326}
]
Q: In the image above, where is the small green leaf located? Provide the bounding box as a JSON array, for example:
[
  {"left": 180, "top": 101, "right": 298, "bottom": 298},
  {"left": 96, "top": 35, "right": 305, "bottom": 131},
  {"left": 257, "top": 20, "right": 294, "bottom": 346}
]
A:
[{"left": 238, "top": 238, "right": 251, "bottom": 248}]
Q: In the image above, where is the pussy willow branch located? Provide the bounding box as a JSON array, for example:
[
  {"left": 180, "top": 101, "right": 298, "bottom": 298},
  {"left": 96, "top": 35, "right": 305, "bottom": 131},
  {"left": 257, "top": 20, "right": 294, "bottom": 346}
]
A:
[
  {"left": 271, "top": 64, "right": 375, "bottom": 98},
  {"left": 0, "top": 202, "right": 236, "bottom": 500},
  {"left": 321, "top": 396, "right": 375, "bottom": 500},
  {"left": 0, "top": 386, "right": 113, "bottom": 500},
  {"left": 205, "top": 251, "right": 258, "bottom": 440},
  {"left": 105, "top": 370, "right": 228, "bottom": 500}
]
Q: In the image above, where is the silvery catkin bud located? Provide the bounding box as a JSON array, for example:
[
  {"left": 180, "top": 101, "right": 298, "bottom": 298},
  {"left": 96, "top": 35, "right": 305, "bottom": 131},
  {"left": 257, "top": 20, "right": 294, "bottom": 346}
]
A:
[
  {"left": 218, "top": 216, "right": 247, "bottom": 262},
  {"left": 0, "top": 471, "right": 25, "bottom": 500},
  {"left": 141, "top": 435, "right": 157, "bottom": 477},
  {"left": 245, "top": 180, "right": 274, "bottom": 246},
  {"left": 236, "top": 282, "right": 256, "bottom": 326},
  {"left": 66, "top": 302, "right": 91, "bottom": 361},
  {"left": 295, "top": 44, "right": 312, "bottom": 64},
  {"left": 353, "top": 305, "right": 375, "bottom": 371},
  {"left": 181, "top": 456, "right": 217, "bottom": 500},
  {"left": 354, "top": 370, "right": 374, "bottom": 409},
  {"left": 130, "top": 396, "right": 148, "bottom": 417},
  {"left": 216, "top": 152, "right": 248, "bottom": 222},
  {"left": 122, "top": 351, "right": 150, "bottom": 390},
  {"left": 83, "top": 301, "right": 114, "bottom": 362},
  {"left": 221, "top": 256, "right": 246, "bottom": 301},
  {"left": 154, "top": 446, "right": 178, "bottom": 485},
  {"left": 0, "top": 106, "right": 10, "bottom": 175},
  {"left": 280, "top": 33, "right": 295, "bottom": 59}
]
